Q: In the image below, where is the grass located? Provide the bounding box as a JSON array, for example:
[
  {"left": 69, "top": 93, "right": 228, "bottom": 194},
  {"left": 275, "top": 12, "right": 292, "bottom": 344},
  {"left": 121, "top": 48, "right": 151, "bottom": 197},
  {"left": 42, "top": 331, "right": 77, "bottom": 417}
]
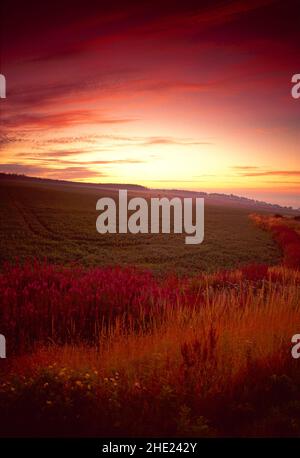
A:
[
  {"left": 0, "top": 178, "right": 281, "bottom": 274},
  {"left": 1, "top": 261, "right": 300, "bottom": 436},
  {"left": 250, "top": 214, "right": 300, "bottom": 269},
  {"left": 0, "top": 178, "right": 299, "bottom": 437}
]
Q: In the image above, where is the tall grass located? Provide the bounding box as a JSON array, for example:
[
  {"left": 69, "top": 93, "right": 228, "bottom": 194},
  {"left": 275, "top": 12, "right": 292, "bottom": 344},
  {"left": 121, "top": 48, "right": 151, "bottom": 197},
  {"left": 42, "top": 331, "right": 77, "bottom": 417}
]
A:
[
  {"left": 1, "top": 259, "right": 300, "bottom": 436},
  {"left": 1, "top": 259, "right": 299, "bottom": 353},
  {"left": 250, "top": 214, "right": 300, "bottom": 269}
]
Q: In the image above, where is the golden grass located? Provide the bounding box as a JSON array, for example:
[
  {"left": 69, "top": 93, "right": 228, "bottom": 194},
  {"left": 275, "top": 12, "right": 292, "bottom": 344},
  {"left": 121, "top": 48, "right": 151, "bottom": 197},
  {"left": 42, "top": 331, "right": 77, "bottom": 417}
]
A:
[{"left": 6, "top": 266, "right": 300, "bottom": 393}]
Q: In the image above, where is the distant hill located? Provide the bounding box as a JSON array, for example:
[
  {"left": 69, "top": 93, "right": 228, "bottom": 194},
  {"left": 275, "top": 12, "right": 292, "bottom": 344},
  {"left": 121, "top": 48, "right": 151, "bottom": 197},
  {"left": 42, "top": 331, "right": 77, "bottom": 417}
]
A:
[
  {"left": 0, "top": 172, "right": 298, "bottom": 215},
  {"left": 0, "top": 173, "right": 147, "bottom": 191},
  {"left": 154, "top": 188, "right": 299, "bottom": 215}
]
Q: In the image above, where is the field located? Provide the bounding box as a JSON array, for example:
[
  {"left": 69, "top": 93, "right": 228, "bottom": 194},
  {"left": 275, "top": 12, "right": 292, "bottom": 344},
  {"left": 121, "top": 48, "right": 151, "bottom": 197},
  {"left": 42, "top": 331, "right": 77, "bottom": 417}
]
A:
[
  {"left": 0, "top": 178, "right": 281, "bottom": 274},
  {"left": 0, "top": 176, "right": 300, "bottom": 437}
]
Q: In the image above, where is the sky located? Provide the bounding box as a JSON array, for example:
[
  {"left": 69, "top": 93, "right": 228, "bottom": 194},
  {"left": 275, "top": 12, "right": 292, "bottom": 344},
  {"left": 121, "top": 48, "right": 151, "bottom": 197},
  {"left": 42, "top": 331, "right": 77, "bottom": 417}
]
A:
[{"left": 1, "top": 0, "right": 300, "bottom": 207}]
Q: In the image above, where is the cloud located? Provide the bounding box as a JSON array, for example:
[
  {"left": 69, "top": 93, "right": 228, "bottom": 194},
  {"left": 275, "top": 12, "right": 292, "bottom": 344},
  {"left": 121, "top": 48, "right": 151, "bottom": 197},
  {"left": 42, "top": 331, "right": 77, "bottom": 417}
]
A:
[
  {"left": 232, "top": 166, "right": 300, "bottom": 178},
  {"left": 0, "top": 163, "right": 105, "bottom": 180},
  {"left": 15, "top": 156, "right": 146, "bottom": 166},
  {"left": 6, "top": 68, "right": 139, "bottom": 110},
  {"left": 1, "top": 0, "right": 298, "bottom": 202},
  {"left": 38, "top": 136, "right": 102, "bottom": 145},
  {"left": 45, "top": 166, "right": 106, "bottom": 180},
  {"left": 0, "top": 163, "right": 47, "bottom": 175},
  {"left": 238, "top": 170, "right": 300, "bottom": 177},
  {"left": 6, "top": 0, "right": 276, "bottom": 63},
  {"left": 132, "top": 79, "right": 217, "bottom": 93},
  {"left": 7, "top": 80, "right": 88, "bottom": 109},
  {"left": 16, "top": 150, "right": 87, "bottom": 158},
  {"left": 0, "top": 133, "right": 24, "bottom": 148},
  {"left": 142, "top": 137, "right": 212, "bottom": 146},
  {"left": 231, "top": 166, "right": 260, "bottom": 170},
  {"left": 2, "top": 110, "right": 139, "bottom": 130},
  {"left": 191, "top": 0, "right": 276, "bottom": 27},
  {"left": 14, "top": 134, "right": 212, "bottom": 152},
  {"left": 266, "top": 181, "right": 300, "bottom": 185}
]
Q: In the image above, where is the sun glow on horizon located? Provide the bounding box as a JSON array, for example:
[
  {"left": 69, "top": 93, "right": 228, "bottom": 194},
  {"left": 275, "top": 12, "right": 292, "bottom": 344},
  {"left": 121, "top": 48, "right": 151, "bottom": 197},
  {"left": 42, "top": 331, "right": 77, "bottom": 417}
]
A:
[{"left": 1, "top": 1, "right": 299, "bottom": 208}]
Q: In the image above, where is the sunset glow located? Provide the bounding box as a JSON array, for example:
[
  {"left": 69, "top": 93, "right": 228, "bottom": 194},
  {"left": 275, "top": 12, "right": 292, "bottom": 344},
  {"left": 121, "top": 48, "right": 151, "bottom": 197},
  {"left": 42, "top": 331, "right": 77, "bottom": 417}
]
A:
[{"left": 1, "top": 0, "right": 299, "bottom": 207}]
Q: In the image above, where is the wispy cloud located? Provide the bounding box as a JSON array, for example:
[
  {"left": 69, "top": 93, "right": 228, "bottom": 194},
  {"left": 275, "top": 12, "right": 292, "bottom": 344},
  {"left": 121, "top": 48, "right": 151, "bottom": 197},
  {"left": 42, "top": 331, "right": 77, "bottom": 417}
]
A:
[
  {"left": 142, "top": 137, "right": 212, "bottom": 146},
  {"left": 15, "top": 157, "right": 146, "bottom": 166},
  {"left": 3, "top": 110, "right": 139, "bottom": 130},
  {"left": 0, "top": 163, "right": 105, "bottom": 180},
  {"left": 11, "top": 134, "right": 212, "bottom": 153},
  {"left": 231, "top": 166, "right": 260, "bottom": 170},
  {"left": 0, "top": 133, "right": 24, "bottom": 148},
  {"left": 238, "top": 170, "right": 300, "bottom": 177},
  {"left": 8, "top": 0, "right": 275, "bottom": 63},
  {"left": 45, "top": 166, "right": 106, "bottom": 179},
  {"left": 0, "top": 163, "right": 47, "bottom": 175}
]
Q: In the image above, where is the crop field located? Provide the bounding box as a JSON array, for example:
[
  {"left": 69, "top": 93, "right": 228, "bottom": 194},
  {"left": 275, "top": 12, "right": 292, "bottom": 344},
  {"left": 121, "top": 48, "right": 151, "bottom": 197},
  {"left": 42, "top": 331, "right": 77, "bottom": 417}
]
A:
[
  {"left": 0, "top": 178, "right": 281, "bottom": 274},
  {"left": 0, "top": 176, "right": 300, "bottom": 437}
]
